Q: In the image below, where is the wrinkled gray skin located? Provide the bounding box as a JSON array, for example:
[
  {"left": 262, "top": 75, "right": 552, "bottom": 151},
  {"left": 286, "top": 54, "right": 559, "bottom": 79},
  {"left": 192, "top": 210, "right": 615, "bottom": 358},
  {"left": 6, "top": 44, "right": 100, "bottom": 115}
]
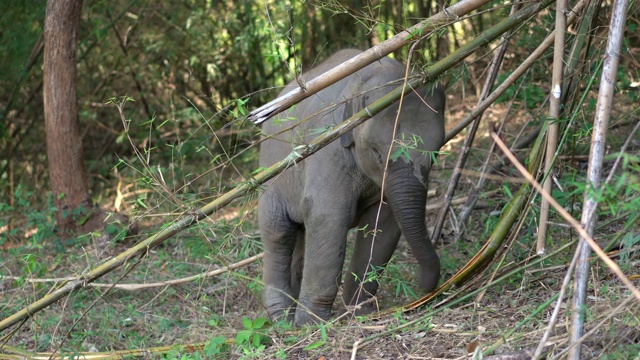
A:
[{"left": 258, "top": 49, "right": 445, "bottom": 325}]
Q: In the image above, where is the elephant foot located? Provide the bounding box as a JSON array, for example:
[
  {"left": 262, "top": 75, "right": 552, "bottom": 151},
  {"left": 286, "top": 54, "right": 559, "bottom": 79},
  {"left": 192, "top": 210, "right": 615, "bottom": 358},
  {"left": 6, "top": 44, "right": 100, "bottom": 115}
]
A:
[
  {"left": 266, "top": 304, "right": 295, "bottom": 323},
  {"left": 264, "top": 286, "right": 296, "bottom": 323},
  {"left": 293, "top": 308, "right": 332, "bottom": 325},
  {"left": 293, "top": 297, "right": 333, "bottom": 325}
]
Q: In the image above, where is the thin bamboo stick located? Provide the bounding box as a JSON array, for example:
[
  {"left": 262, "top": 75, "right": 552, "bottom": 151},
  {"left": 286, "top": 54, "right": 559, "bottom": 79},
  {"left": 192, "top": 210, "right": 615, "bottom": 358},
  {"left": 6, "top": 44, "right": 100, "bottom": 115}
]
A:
[
  {"left": 537, "top": 0, "right": 568, "bottom": 254},
  {"left": 568, "top": 0, "right": 630, "bottom": 357}
]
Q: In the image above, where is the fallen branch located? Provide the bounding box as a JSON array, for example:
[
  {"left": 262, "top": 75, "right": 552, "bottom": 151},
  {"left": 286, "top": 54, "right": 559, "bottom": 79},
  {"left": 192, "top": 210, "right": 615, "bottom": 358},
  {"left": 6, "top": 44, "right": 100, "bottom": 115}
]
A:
[{"left": 0, "top": 253, "right": 264, "bottom": 291}]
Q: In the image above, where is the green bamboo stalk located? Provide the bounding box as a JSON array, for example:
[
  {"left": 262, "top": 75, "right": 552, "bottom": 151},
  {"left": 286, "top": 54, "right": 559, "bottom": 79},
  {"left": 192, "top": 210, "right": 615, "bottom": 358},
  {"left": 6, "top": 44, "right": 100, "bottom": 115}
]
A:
[{"left": 0, "top": 0, "right": 557, "bottom": 333}]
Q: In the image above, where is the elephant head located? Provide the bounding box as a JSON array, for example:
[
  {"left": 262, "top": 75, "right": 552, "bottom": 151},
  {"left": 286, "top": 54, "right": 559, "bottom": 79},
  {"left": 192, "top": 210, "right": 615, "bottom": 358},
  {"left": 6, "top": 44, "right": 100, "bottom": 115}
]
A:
[{"left": 345, "top": 84, "right": 445, "bottom": 292}]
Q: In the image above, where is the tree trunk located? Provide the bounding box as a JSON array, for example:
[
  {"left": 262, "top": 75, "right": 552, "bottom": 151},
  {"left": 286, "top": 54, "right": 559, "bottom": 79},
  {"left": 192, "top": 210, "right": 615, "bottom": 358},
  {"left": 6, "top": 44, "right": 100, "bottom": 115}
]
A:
[{"left": 43, "top": 0, "right": 92, "bottom": 236}]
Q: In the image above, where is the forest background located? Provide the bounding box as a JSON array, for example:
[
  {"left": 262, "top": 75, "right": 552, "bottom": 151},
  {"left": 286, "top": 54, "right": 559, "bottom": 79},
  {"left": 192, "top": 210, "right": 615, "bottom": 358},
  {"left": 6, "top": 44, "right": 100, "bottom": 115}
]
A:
[{"left": 1, "top": 0, "right": 639, "bottom": 359}]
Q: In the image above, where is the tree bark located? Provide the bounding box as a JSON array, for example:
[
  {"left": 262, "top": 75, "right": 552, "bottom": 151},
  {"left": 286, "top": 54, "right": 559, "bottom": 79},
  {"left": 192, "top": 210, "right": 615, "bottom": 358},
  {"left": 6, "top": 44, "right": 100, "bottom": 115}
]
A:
[{"left": 43, "top": 0, "right": 91, "bottom": 235}]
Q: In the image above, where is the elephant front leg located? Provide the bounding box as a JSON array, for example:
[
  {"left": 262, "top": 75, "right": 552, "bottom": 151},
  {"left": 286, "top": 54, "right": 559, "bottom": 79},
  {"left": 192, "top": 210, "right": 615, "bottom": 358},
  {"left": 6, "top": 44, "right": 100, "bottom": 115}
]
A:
[
  {"left": 342, "top": 201, "right": 401, "bottom": 315},
  {"left": 294, "top": 200, "right": 354, "bottom": 325},
  {"left": 259, "top": 197, "right": 300, "bottom": 322}
]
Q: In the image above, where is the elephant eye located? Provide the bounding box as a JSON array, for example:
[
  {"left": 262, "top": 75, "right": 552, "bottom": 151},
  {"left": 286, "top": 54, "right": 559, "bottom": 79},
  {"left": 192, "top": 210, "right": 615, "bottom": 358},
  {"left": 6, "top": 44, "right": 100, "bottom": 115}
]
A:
[{"left": 370, "top": 147, "right": 383, "bottom": 162}]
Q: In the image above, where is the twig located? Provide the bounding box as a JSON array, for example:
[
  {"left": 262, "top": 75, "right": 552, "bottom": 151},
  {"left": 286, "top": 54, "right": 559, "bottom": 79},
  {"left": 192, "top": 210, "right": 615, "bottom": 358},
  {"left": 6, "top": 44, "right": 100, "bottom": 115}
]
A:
[
  {"left": 0, "top": 253, "right": 265, "bottom": 291},
  {"left": 568, "top": 0, "right": 630, "bottom": 356},
  {"left": 532, "top": 242, "right": 580, "bottom": 359},
  {"left": 553, "top": 295, "right": 638, "bottom": 359},
  {"left": 489, "top": 131, "right": 640, "bottom": 300},
  {"left": 483, "top": 292, "right": 560, "bottom": 355}
]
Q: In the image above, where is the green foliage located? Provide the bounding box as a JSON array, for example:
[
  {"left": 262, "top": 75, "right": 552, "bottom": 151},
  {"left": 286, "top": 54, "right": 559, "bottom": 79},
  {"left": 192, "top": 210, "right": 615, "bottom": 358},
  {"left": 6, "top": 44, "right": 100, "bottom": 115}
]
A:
[
  {"left": 163, "top": 347, "right": 204, "bottom": 360},
  {"left": 235, "top": 316, "right": 272, "bottom": 357},
  {"left": 620, "top": 231, "right": 640, "bottom": 265},
  {"left": 0, "top": 184, "right": 57, "bottom": 249},
  {"left": 495, "top": 71, "right": 546, "bottom": 109},
  {"left": 203, "top": 336, "right": 229, "bottom": 357},
  {"left": 387, "top": 264, "right": 419, "bottom": 299},
  {"left": 391, "top": 133, "right": 443, "bottom": 165},
  {"left": 0, "top": 2, "right": 45, "bottom": 84}
]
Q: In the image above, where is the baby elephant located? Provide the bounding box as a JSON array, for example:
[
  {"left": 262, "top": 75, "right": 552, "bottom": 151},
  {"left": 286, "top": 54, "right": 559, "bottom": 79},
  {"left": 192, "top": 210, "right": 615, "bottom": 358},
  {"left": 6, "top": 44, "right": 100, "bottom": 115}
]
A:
[{"left": 258, "top": 49, "right": 445, "bottom": 325}]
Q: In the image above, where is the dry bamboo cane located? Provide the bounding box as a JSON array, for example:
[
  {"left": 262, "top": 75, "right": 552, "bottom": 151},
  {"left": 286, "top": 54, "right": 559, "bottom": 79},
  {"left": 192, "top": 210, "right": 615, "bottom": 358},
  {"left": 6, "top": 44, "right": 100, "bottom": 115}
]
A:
[
  {"left": 537, "top": 0, "right": 568, "bottom": 254},
  {"left": 568, "top": 0, "right": 630, "bottom": 357},
  {"left": 247, "top": 0, "right": 496, "bottom": 125}
]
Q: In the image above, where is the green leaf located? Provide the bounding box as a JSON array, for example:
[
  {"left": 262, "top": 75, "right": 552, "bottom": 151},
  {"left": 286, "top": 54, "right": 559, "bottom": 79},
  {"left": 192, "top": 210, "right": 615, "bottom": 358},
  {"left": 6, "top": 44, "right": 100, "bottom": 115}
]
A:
[
  {"left": 242, "top": 317, "right": 253, "bottom": 329},
  {"left": 252, "top": 317, "right": 268, "bottom": 329},
  {"left": 303, "top": 340, "right": 325, "bottom": 350},
  {"left": 236, "top": 329, "right": 251, "bottom": 345}
]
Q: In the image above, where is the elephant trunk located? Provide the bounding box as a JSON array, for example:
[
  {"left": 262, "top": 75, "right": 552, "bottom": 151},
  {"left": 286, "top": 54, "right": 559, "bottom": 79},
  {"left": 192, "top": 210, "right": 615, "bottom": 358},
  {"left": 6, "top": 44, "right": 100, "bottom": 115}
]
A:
[{"left": 385, "top": 162, "right": 440, "bottom": 292}]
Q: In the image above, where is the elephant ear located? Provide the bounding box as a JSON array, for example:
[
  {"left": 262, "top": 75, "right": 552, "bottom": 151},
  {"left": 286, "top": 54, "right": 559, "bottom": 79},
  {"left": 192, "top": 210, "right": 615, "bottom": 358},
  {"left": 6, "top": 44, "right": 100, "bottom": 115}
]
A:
[
  {"left": 341, "top": 133, "right": 354, "bottom": 148},
  {"left": 337, "top": 98, "right": 355, "bottom": 148}
]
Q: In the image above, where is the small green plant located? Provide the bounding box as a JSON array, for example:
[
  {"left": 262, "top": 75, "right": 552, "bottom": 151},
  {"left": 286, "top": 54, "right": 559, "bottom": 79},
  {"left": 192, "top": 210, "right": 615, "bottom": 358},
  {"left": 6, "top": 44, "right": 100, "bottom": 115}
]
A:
[
  {"left": 0, "top": 185, "right": 58, "bottom": 249},
  {"left": 303, "top": 322, "right": 329, "bottom": 351},
  {"left": 390, "top": 133, "right": 445, "bottom": 167},
  {"left": 620, "top": 232, "right": 640, "bottom": 267},
  {"left": 235, "top": 316, "right": 272, "bottom": 355},
  {"left": 163, "top": 348, "right": 203, "bottom": 360},
  {"left": 203, "top": 335, "right": 229, "bottom": 357}
]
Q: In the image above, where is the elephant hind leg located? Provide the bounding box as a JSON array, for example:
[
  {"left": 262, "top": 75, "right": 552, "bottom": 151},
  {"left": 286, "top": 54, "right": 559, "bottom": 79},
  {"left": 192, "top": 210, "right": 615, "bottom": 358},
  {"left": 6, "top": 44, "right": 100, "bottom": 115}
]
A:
[{"left": 259, "top": 193, "right": 300, "bottom": 322}]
